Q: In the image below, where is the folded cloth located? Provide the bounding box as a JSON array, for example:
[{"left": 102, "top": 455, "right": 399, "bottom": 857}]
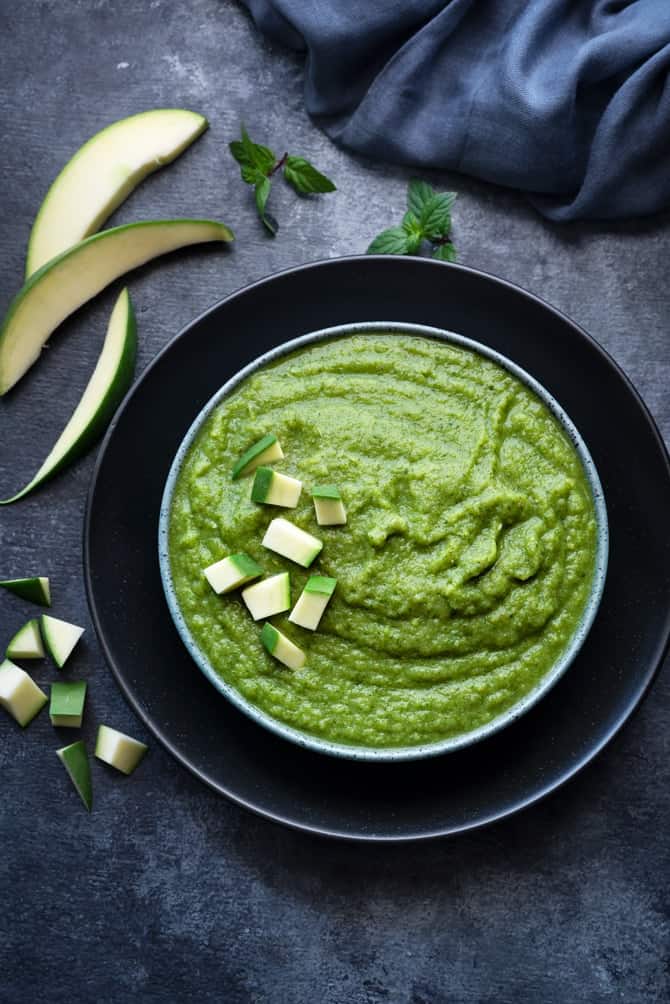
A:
[{"left": 242, "top": 0, "right": 670, "bottom": 221}]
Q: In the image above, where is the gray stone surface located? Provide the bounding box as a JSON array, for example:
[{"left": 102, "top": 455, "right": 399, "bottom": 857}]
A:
[{"left": 0, "top": 2, "right": 668, "bottom": 1001}]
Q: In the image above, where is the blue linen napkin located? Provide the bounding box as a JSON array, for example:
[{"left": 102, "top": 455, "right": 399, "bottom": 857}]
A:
[{"left": 242, "top": 0, "right": 670, "bottom": 221}]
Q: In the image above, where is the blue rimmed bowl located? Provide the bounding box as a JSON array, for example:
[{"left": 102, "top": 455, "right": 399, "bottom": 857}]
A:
[{"left": 158, "top": 321, "right": 609, "bottom": 762}]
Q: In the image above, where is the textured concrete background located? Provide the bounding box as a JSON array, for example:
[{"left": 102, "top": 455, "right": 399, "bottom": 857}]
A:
[{"left": 1, "top": 2, "right": 669, "bottom": 1001}]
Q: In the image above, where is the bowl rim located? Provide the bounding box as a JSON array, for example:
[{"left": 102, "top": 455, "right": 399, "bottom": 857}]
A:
[{"left": 158, "top": 321, "right": 609, "bottom": 762}]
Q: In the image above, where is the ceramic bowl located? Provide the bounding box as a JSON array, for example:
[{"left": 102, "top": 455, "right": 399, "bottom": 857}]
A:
[{"left": 158, "top": 322, "right": 609, "bottom": 761}]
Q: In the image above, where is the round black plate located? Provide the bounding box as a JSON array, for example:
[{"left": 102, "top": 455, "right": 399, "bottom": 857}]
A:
[{"left": 85, "top": 256, "right": 670, "bottom": 841}]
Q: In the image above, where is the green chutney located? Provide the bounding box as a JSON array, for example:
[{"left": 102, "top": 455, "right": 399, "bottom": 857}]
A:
[{"left": 169, "top": 334, "right": 598, "bottom": 748}]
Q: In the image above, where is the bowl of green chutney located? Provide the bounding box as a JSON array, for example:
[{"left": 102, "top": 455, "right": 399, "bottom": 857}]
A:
[{"left": 158, "top": 322, "right": 608, "bottom": 761}]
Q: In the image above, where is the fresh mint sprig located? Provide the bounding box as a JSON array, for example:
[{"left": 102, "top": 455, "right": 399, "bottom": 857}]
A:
[
  {"left": 367, "top": 180, "right": 457, "bottom": 261},
  {"left": 229, "top": 126, "right": 336, "bottom": 235}
]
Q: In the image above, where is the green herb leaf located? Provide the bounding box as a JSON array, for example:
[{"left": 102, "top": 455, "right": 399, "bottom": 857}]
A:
[
  {"left": 229, "top": 125, "right": 276, "bottom": 185},
  {"left": 230, "top": 124, "right": 337, "bottom": 235},
  {"left": 432, "top": 242, "right": 457, "bottom": 262},
  {"left": 284, "top": 156, "right": 336, "bottom": 195},
  {"left": 407, "top": 179, "right": 435, "bottom": 219},
  {"left": 255, "top": 177, "right": 271, "bottom": 215},
  {"left": 420, "top": 191, "right": 457, "bottom": 239},
  {"left": 367, "top": 227, "right": 412, "bottom": 255},
  {"left": 401, "top": 211, "right": 424, "bottom": 254},
  {"left": 368, "top": 179, "right": 457, "bottom": 258},
  {"left": 255, "top": 178, "right": 278, "bottom": 235}
]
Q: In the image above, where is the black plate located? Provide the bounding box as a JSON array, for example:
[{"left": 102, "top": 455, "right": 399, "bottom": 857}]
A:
[{"left": 85, "top": 256, "right": 670, "bottom": 841}]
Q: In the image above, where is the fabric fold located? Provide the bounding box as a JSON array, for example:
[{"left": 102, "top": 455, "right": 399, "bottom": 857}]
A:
[{"left": 242, "top": 0, "right": 670, "bottom": 221}]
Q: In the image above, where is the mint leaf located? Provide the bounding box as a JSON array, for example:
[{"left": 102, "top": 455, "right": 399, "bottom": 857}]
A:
[
  {"left": 407, "top": 179, "right": 435, "bottom": 219},
  {"left": 255, "top": 177, "right": 278, "bottom": 235},
  {"left": 420, "top": 192, "right": 457, "bottom": 239},
  {"left": 229, "top": 124, "right": 337, "bottom": 235},
  {"left": 229, "top": 125, "right": 275, "bottom": 185},
  {"left": 255, "top": 177, "right": 270, "bottom": 216},
  {"left": 284, "top": 156, "right": 336, "bottom": 195},
  {"left": 402, "top": 211, "right": 424, "bottom": 254},
  {"left": 367, "top": 179, "right": 457, "bottom": 258},
  {"left": 432, "top": 242, "right": 457, "bottom": 262},
  {"left": 240, "top": 125, "right": 275, "bottom": 173},
  {"left": 237, "top": 162, "right": 265, "bottom": 185},
  {"left": 367, "top": 227, "right": 411, "bottom": 255}
]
